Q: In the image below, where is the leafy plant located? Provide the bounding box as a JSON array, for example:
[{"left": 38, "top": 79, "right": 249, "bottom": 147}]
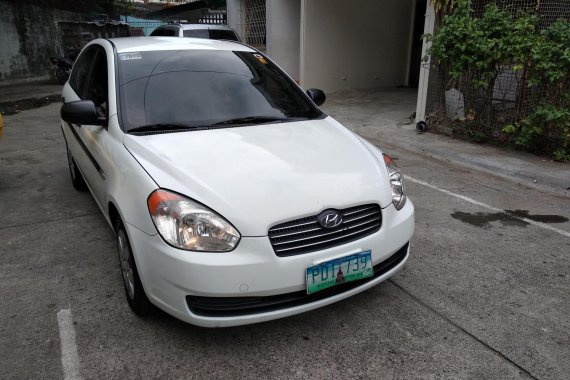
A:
[
  {"left": 430, "top": 0, "right": 457, "bottom": 24},
  {"left": 430, "top": 0, "right": 456, "bottom": 15},
  {"left": 425, "top": 1, "right": 570, "bottom": 160},
  {"left": 506, "top": 19, "right": 570, "bottom": 160}
]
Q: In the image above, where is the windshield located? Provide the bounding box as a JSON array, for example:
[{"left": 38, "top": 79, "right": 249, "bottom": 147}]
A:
[{"left": 116, "top": 50, "right": 322, "bottom": 132}]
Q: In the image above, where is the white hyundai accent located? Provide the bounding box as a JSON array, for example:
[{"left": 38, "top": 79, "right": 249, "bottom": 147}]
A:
[{"left": 60, "top": 37, "right": 415, "bottom": 327}]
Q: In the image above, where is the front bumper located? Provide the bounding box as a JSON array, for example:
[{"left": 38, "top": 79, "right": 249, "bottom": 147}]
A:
[{"left": 127, "top": 200, "right": 414, "bottom": 327}]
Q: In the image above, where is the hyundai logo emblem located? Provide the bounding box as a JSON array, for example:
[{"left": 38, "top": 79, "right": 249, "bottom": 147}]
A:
[{"left": 317, "top": 209, "right": 343, "bottom": 229}]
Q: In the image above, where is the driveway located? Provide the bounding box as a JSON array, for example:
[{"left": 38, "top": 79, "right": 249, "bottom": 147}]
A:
[{"left": 1, "top": 90, "right": 569, "bottom": 379}]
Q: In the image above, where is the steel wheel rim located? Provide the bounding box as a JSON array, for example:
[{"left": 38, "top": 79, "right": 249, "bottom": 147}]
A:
[{"left": 117, "top": 230, "right": 135, "bottom": 299}]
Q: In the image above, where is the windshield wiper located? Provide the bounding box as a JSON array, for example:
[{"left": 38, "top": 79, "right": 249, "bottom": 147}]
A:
[
  {"left": 128, "top": 123, "right": 203, "bottom": 134},
  {"left": 129, "top": 117, "right": 308, "bottom": 134},
  {"left": 213, "top": 116, "right": 305, "bottom": 126}
]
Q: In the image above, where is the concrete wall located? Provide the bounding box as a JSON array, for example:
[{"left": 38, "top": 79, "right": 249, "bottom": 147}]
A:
[
  {"left": 300, "top": 0, "right": 415, "bottom": 93},
  {"left": 266, "top": 0, "right": 301, "bottom": 82},
  {"left": 226, "top": 0, "right": 241, "bottom": 30},
  {"left": 226, "top": 0, "right": 244, "bottom": 42},
  {"left": 415, "top": 1, "right": 435, "bottom": 123},
  {"left": 0, "top": 0, "right": 81, "bottom": 85}
]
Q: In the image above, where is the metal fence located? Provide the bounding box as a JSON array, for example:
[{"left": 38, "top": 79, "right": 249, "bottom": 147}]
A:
[
  {"left": 126, "top": 10, "right": 227, "bottom": 36},
  {"left": 236, "top": 0, "right": 266, "bottom": 51},
  {"left": 472, "top": 0, "right": 570, "bottom": 27},
  {"left": 198, "top": 11, "right": 227, "bottom": 24},
  {"left": 425, "top": 0, "right": 570, "bottom": 154},
  {"left": 126, "top": 21, "right": 166, "bottom": 36}
]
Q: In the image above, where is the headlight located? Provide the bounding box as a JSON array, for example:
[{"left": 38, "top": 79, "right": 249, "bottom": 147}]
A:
[
  {"left": 383, "top": 154, "right": 406, "bottom": 210},
  {"left": 147, "top": 189, "right": 240, "bottom": 251}
]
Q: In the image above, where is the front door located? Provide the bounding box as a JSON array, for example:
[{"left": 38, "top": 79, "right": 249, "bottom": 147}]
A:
[{"left": 62, "top": 45, "right": 112, "bottom": 210}]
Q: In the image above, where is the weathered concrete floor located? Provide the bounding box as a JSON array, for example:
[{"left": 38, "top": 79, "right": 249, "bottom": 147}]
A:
[{"left": 1, "top": 99, "right": 569, "bottom": 379}]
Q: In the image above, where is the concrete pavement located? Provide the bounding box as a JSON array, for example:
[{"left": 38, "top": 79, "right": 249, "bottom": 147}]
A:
[
  {"left": 0, "top": 89, "right": 569, "bottom": 379},
  {"left": 323, "top": 88, "right": 570, "bottom": 197},
  {"left": 0, "top": 82, "right": 63, "bottom": 116}
]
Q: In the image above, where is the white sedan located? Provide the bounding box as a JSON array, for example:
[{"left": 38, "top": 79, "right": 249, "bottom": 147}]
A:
[{"left": 60, "top": 37, "right": 415, "bottom": 327}]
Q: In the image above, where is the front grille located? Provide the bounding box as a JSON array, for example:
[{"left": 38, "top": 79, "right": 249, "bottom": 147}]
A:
[
  {"left": 268, "top": 204, "right": 382, "bottom": 256},
  {"left": 186, "top": 242, "right": 409, "bottom": 317}
]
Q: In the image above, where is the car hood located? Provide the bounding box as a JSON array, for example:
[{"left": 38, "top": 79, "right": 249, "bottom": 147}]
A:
[{"left": 123, "top": 117, "right": 393, "bottom": 236}]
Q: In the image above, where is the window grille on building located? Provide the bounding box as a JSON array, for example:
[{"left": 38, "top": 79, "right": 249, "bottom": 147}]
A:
[
  {"left": 199, "top": 11, "right": 227, "bottom": 24},
  {"left": 237, "top": 0, "right": 266, "bottom": 51}
]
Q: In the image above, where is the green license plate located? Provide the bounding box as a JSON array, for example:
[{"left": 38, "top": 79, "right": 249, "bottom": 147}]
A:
[{"left": 306, "top": 251, "right": 373, "bottom": 294}]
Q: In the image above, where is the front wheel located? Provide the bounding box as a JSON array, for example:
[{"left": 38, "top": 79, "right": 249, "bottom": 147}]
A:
[{"left": 115, "top": 218, "right": 152, "bottom": 316}]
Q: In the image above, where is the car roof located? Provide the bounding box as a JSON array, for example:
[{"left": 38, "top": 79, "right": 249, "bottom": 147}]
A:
[
  {"left": 107, "top": 37, "right": 254, "bottom": 53},
  {"left": 178, "top": 24, "right": 234, "bottom": 31},
  {"left": 154, "top": 23, "right": 234, "bottom": 31}
]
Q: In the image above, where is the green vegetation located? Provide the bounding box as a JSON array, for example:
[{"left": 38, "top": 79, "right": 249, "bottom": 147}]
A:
[{"left": 424, "top": 1, "right": 570, "bottom": 161}]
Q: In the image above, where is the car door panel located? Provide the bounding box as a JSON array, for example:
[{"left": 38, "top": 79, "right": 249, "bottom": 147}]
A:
[{"left": 64, "top": 45, "right": 112, "bottom": 211}]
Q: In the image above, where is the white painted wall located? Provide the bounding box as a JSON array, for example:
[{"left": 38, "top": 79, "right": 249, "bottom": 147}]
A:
[
  {"left": 226, "top": 0, "right": 244, "bottom": 38},
  {"left": 266, "top": 0, "right": 301, "bottom": 81},
  {"left": 300, "top": 0, "right": 415, "bottom": 93}
]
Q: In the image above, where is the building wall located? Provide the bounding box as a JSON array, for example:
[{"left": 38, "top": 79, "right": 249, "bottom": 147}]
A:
[
  {"left": 415, "top": 1, "right": 435, "bottom": 123},
  {"left": 266, "top": 0, "right": 301, "bottom": 81},
  {"left": 226, "top": 0, "right": 243, "bottom": 33},
  {"left": 0, "top": 0, "right": 81, "bottom": 85},
  {"left": 300, "top": 0, "right": 415, "bottom": 93}
]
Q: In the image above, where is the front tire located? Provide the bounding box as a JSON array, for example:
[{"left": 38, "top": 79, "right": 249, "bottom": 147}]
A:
[{"left": 115, "top": 218, "right": 152, "bottom": 316}]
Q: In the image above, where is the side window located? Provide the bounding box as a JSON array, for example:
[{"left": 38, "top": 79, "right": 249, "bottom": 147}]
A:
[
  {"left": 163, "top": 27, "right": 177, "bottom": 37},
  {"left": 85, "top": 48, "right": 108, "bottom": 117},
  {"left": 150, "top": 27, "right": 163, "bottom": 36},
  {"left": 69, "top": 46, "right": 98, "bottom": 98}
]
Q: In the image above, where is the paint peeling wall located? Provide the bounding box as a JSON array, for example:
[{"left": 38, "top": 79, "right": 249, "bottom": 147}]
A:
[{"left": 0, "top": 0, "right": 81, "bottom": 86}]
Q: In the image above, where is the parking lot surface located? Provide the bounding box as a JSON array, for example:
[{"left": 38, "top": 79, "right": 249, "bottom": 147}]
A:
[{"left": 1, "top": 91, "right": 569, "bottom": 379}]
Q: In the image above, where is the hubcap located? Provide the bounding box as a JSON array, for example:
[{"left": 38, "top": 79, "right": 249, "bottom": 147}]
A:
[{"left": 117, "top": 230, "right": 135, "bottom": 299}]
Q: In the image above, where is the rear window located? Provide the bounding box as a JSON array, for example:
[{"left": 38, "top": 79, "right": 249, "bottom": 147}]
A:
[
  {"left": 183, "top": 29, "right": 239, "bottom": 41},
  {"left": 209, "top": 29, "right": 239, "bottom": 41},
  {"left": 183, "top": 29, "right": 209, "bottom": 38}
]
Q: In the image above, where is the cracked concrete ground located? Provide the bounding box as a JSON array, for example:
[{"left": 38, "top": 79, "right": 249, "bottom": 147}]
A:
[{"left": 0, "top": 91, "right": 569, "bottom": 379}]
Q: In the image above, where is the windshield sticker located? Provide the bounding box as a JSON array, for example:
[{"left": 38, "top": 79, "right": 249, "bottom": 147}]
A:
[
  {"left": 119, "top": 52, "right": 142, "bottom": 61},
  {"left": 253, "top": 54, "right": 268, "bottom": 64}
]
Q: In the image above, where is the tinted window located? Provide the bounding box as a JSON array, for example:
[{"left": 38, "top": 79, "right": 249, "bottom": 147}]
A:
[
  {"left": 149, "top": 27, "right": 164, "bottom": 36},
  {"left": 163, "top": 28, "right": 178, "bottom": 37},
  {"left": 183, "top": 29, "right": 209, "bottom": 38},
  {"left": 117, "top": 50, "right": 322, "bottom": 131},
  {"left": 85, "top": 49, "right": 108, "bottom": 116},
  {"left": 209, "top": 29, "right": 239, "bottom": 41},
  {"left": 69, "top": 46, "right": 98, "bottom": 98}
]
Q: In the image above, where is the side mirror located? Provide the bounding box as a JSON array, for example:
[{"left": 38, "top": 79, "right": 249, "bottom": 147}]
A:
[
  {"left": 61, "top": 100, "right": 106, "bottom": 126},
  {"left": 306, "top": 88, "right": 326, "bottom": 106}
]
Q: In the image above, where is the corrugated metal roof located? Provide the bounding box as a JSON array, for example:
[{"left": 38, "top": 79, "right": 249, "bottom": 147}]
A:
[{"left": 146, "top": 0, "right": 226, "bottom": 18}]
